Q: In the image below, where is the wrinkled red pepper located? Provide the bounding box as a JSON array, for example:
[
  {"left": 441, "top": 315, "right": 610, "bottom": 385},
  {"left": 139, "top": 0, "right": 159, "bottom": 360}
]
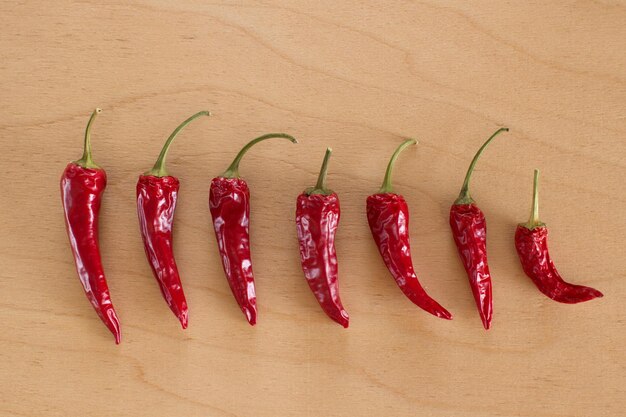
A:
[
  {"left": 61, "top": 108, "right": 121, "bottom": 344},
  {"left": 515, "top": 170, "right": 603, "bottom": 303},
  {"left": 450, "top": 127, "right": 508, "bottom": 330},
  {"left": 137, "top": 111, "right": 211, "bottom": 329},
  {"left": 296, "top": 148, "right": 349, "bottom": 327},
  {"left": 210, "top": 133, "right": 297, "bottom": 325},
  {"left": 367, "top": 139, "right": 452, "bottom": 320}
]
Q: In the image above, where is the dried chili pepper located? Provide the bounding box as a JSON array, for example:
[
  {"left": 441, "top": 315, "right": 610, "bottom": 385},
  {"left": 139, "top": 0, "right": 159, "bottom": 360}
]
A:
[
  {"left": 295, "top": 148, "right": 349, "bottom": 327},
  {"left": 515, "top": 170, "right": 603, "bottom": 303},
  {"left": 137, "top": 111, "right": 211, "bottom": 329},
  {"left": 210, "top": 133, "right": 297, "bottom": 325},
  {"left": 61, "top": 108, "right": 121, "bottom": 344},
  {"left": 367, "top": 139, "right": 452, "bottom": 320},
  {"left": 450, "top": 127, "right": 508, "bottom": 330}
]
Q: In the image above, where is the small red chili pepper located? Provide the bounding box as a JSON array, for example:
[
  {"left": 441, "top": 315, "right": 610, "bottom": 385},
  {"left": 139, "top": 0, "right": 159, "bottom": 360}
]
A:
[
  {"left": 367, "top": 139, "right": 452, "bottom": 320},
  {"left": 210, "top": 133, "right": 298, "bottom": 325},
  {"left": 137, "top": 111, "right": 211, "bottom": 329},
  {"left": 61, "top": 108, "right": 121, "bottom": 344},
  {"left": 296, "top": 148, "right": 349, "bottom": 328},
  {"left": 450, "top": 127, "right": 508, "bottom": 330},
  {"left": 515, "top": 170, "right": 603, "bottom": 303}
]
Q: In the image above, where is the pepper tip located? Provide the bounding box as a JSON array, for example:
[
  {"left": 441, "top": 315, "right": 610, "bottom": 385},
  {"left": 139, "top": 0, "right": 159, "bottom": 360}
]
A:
[
  {"left": 244, "top": 307, "right": 257, "bottom": 326},
  {"left": 334, "top": 312, "right": 349, "bottom": 328},
  {"left": 179, "top": 310, "right": 189, "bottom": 330},
  {"left": 105, "top": 308, "right": 121, "bottom": 344},
  {"left": 587, "top": 289, "right": 604, "bottom": 300}
]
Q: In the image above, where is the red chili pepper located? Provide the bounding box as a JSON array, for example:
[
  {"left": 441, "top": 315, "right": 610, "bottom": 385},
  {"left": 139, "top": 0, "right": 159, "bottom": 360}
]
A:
[
  {"left": 295, "top": 148, "right": 349, "bottom": 327},
  {"left": 450, "top": 127, "right": 508, "bottom": 330},
  {"left": 210, "top": 133, "right": 297, "bottom": 325},
  {"left": 61, "top": 108, "right": 121, "bottom": 344},
  {"left": 515, "top": 170, "right": 603, "bottom": 303},
  {"left": 367, "top": 139, "right": 452, "bottom": 320},
  {"left": 137, "top": 111, "right": 211, "bottom": 329}
]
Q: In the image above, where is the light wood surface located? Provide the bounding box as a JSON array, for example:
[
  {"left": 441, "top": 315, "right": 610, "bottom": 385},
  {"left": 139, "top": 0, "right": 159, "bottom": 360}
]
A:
[{"left": 1, "top": 1, "right": 624, "bottom": 416}]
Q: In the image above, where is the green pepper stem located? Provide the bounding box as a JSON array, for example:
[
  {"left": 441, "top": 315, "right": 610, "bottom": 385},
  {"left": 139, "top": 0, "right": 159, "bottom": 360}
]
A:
[
  {"left": 306, "top": 147, "right": 333, "bottom": 195},
  {"left": 146, "top": 110, "right": 211, "bottom": 177},
  {"left": 221, "top": 133, "right": 298, "bottom": 178},
  {"left": 378, "top": 139, "right": 417, "bottom": 194},
  {"left": 74, "top": 108, "right": 102, "bottom": 169},
  {"left": 454, "top": 127, "right": 509, "bottom": 205},
  {"left": 523, "top": 169, "right": 545, "bottom": 229}
]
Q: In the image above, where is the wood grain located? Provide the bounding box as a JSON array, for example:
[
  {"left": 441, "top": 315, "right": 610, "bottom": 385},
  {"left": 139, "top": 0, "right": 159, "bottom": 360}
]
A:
[{"left": 0, "top": 1, "right": 624, "bottom": 416}]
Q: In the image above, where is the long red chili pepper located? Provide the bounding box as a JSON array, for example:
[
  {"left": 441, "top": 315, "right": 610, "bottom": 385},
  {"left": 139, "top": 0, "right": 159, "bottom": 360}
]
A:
[
  {"left": 137, "top": 111, "right": 211, "bottom": 329},
  {"left": 210, "top": 133, "right": 298, "bottom": 325},
  {"left": 515, "top": 170, "right": 603, "bottom": 303},
  {"left": 450, "top": 127, "right": 508, "bottom": 330},
  {"left": 61, "top": 108, "right": 121, "bottom": 344},
  {"left": 367, "top": 139, "right": 452, "bottom": 320},
  {"left": 296, "top": 148, "right": 349, "bottom": 327}
]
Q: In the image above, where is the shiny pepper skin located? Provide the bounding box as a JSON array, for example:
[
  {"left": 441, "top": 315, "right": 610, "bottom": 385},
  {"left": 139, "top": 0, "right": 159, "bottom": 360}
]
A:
[
  {"left": 368, "top": 139, "right": 451, "bottom": 320},
  {"left": 515, "top": 226, "right": 603, "bottom": 303},
  {"left": 61, "top": 163, "right": 121, "bottom": 344},
  {"left": 296, "top": 192, "right": 349, "bottom": 327},
  {"left": 137, "top": 175, "right": 188, "bottom": 328},
  {"left": 449, "top": 203, "right": 492, "bottom": 328},
  {"left": 210, "top": 177, "right": 257, "bottom": 325},
  {"left": 61, "top": 109, "right": 121, "bottom": 344},
  {"left": 135, "top": 111, "right": 209, "bottom": 328},
  {"left": 210, "top": 133, "right": 297, "bottom": 325},
  {"left": 514, "top": 169, "right": 603, "bottom": 304},
  {"left": 368, "top": 193, "right": 452, "bottom": 319},
  {"left": 450, "top": 128, "right": 508, "bottom": 329}
]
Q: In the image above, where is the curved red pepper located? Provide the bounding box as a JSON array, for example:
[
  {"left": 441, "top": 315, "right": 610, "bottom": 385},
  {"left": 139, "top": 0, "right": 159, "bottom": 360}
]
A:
[
  {"left": 450, "top": 204, "right": 491, "bottom": 327},
  {"left": 137, "top": 111, "right": 210, "bottom": 329},
  {"left": 450, "top": 127, "right": 508, "bottom": 329},
  {"left": 60, "top": 109, "right": 121, "bottom": 344},
  {"left": 210, "top": 177, "right": 256, "bottom": 324},
  {"left": 296, "top": 148, "right": 349, "bottom": 327},
  {"left": 367, "top": 140, "right": 452, "bottom": 320},
  {"left": 515, "top": 170, "right": 603, "bottom": 303},
  {"left": 210, "top": 133, "right": 297, "bottom": 325}
]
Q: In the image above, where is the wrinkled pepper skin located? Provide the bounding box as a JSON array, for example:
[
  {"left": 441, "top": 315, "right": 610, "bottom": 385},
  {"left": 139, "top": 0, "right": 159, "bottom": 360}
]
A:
[
  {"left": 368, "top": 193, "right": 452, "bottom": 320},
  {"left": 136, "top": 110, "right": 210, "bottom": 328},
  {"left": 61, "top": 163, "right": 121, "bottom": 343},
  {"left": 515, "top": 226, "right": 603, "bottom": 303},
  {"left": 450, "top": 127, "right": 508, "bottom": 329},
  {"left": 296, "top": 192, "right": 349, "bottom": 327},
  {"left": 137, "top": 175, "right": 188, "bottom": 328},
  {"left": 210, "top": 133, "right": 297, "bottom": 325},
  {"left": 450, "top": 203, "right": 492, "bottom": 329},
  {"left": 209, "top": 177, "right": 257, "bottom": 325}
]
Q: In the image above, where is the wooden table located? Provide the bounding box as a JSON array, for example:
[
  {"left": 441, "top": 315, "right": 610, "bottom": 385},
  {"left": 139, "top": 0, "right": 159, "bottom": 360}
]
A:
[{"left": 1, "top": 2, "right": 624, "bottom": 416}]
